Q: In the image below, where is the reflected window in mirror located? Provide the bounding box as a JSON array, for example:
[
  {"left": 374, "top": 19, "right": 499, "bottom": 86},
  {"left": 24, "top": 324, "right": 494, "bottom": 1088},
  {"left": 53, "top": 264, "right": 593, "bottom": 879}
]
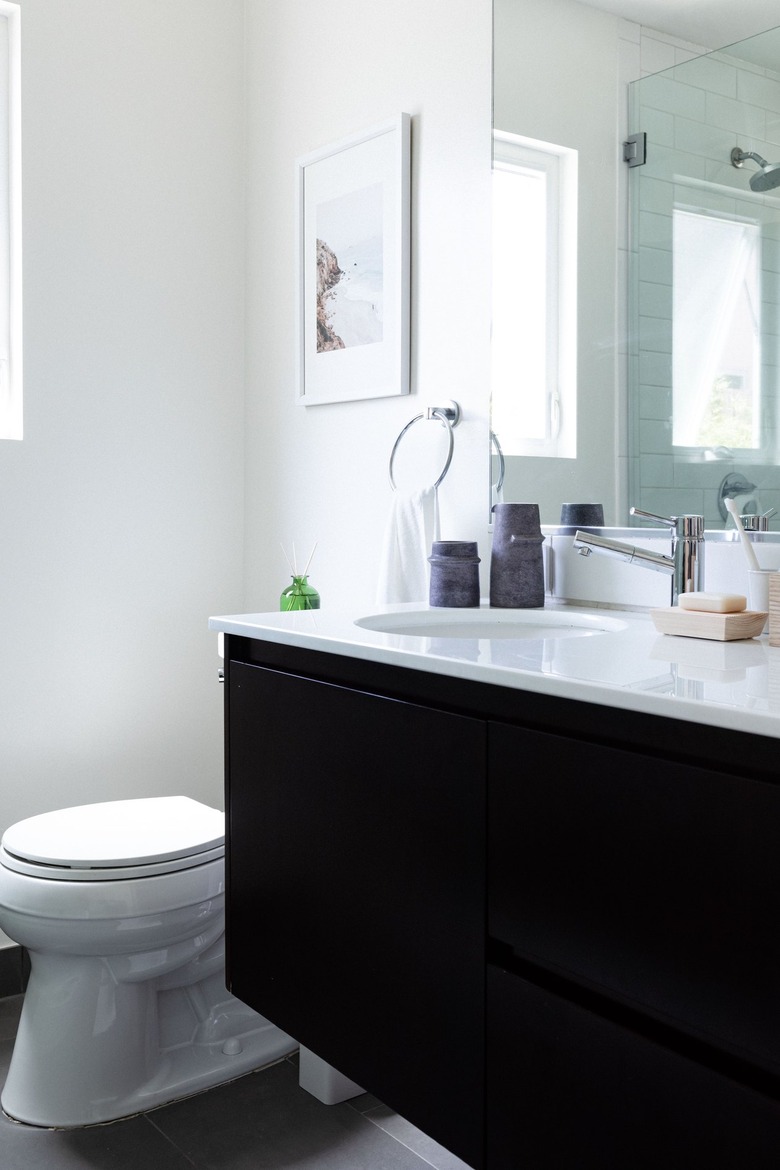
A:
[
  {"left": 491, "top": 131, "right": 577, "bottom": 460},
  {"left": 673, "top": 207, "right": 762, "bottom": 452}
]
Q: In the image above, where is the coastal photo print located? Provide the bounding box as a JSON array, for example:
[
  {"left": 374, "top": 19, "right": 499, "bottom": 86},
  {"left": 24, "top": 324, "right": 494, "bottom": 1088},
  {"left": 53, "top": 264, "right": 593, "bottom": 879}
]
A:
[{"left": 297, "top": 114, "right": 410, "bottom": 405}]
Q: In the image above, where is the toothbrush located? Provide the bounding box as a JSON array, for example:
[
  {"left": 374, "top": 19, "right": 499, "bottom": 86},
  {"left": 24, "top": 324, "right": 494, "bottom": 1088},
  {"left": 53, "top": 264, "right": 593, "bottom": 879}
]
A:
[{"left": 725, "top": 497, "right": 760, "bottom": 572}]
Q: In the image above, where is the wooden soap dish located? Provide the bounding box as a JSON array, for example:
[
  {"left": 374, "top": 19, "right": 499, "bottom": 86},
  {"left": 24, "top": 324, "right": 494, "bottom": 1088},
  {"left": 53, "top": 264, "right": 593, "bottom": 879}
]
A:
[{"left": 651, "top": 608, "right": 768, "bottom": 641}]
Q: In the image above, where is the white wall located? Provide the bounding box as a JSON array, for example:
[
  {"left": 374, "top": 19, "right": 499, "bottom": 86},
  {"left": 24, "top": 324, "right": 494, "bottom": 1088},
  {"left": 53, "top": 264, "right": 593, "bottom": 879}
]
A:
[
  {"left": 242, "top": 0, "right": 493, "bottom": 610},
  {"left": 0, "top": 0, "right": 246, "bottom": 843},
  {"left": 0, "top": 0, "right": 491, "bottom": 947}
]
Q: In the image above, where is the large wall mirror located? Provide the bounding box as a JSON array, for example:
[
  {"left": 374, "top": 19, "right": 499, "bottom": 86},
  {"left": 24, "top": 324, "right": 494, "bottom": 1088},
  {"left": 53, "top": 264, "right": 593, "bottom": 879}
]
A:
[
  {"left": 492, "top": 0, "right": 626, "bottom": 526},
  {"left": 492, "top": 0, "right": 780, "bottom": 528}
]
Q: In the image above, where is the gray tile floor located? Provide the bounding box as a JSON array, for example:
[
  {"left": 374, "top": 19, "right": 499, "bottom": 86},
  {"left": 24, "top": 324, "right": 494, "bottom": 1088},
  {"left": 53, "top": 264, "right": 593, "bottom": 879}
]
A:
[{"left": 0, "top": 995, "right": 472, "bottom": 1169}]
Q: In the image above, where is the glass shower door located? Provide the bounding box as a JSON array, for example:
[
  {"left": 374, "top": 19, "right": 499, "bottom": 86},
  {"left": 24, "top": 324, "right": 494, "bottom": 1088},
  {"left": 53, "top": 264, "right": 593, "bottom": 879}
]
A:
[{"left": 628, "top": 26, "right": 780, "bottom": 527}]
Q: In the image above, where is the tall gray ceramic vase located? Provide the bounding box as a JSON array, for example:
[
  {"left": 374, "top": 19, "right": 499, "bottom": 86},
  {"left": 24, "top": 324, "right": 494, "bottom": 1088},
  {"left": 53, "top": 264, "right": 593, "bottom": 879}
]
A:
[{"left": 489, "top": 503, "right": 545, "bottom": 608}]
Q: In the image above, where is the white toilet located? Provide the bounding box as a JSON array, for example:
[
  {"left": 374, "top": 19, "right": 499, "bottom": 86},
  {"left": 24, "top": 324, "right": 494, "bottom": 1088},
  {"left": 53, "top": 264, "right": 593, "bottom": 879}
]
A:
[{"left": 0, "top": 795, "right": 297, "bottom": 1128}]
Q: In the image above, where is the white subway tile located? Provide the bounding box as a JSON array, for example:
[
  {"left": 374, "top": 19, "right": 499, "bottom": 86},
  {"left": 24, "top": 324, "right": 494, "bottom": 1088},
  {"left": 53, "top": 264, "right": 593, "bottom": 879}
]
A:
[
  {"left": 707, "top": 91, "right": 766, "bottom": 138},
  {"left": 641, "top": 36, "right": 677, "bottom": 77},
  {"left": 739, "top": 70, "right": 780, "bottom": 115},
  {"left": 674, "top": 54, "right": 736, "bottom": 99}
]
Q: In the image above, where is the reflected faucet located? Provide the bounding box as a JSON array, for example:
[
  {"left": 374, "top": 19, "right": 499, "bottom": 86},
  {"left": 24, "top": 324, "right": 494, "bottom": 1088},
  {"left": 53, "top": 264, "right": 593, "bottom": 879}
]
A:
[{"left": 573, "top": 507, "right": 705, "bottom": 605}]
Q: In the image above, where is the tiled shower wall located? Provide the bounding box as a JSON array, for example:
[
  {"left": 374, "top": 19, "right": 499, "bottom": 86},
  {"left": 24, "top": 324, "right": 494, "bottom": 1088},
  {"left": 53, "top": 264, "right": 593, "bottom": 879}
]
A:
[{"left": 625, "top": 25, "right": 780, "bottom": 528}]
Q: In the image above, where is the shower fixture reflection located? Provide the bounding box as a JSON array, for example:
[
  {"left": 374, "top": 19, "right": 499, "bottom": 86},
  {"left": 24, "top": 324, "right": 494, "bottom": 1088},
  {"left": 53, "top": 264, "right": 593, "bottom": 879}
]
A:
[{"left": 730, "top": 146, "right": 780, "bottom": 192}]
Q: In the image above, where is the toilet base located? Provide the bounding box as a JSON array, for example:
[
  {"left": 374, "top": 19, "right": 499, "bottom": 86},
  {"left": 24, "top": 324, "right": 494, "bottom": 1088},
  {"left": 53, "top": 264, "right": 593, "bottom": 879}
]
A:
[{"left": 1, "top": 952, "right": 297, "bottom": 1128}]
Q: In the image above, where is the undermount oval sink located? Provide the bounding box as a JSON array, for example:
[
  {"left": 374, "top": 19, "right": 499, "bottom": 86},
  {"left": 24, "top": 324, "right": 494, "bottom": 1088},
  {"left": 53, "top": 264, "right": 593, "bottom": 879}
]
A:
[{"left": 354, "top": 607, "right": 627, "bottom": 640}]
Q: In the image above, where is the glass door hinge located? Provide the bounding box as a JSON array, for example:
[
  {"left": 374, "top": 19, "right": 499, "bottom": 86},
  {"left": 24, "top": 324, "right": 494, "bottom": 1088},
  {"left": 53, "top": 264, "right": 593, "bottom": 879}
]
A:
[{"left": 623, "top": 132, "right": 646, "bottom": 167}]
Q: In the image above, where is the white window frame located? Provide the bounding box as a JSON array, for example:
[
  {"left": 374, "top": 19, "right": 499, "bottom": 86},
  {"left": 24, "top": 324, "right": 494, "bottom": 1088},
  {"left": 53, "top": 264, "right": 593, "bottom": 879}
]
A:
[
  {"left": 0, "top": 1, "right": 21, "bottom": 441},
  {"left": 491, "top": 130, "right": 577, "bottom": 459}
]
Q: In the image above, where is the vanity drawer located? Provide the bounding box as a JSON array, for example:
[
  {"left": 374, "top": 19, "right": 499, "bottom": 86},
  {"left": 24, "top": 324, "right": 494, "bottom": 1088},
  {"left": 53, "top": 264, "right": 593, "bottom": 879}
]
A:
[
  {"left": 486, "top": 964, "right": 780, "bottom": 1169},
  {"left": 488, "top": 721, "right": 780, "bottom": 1075}
]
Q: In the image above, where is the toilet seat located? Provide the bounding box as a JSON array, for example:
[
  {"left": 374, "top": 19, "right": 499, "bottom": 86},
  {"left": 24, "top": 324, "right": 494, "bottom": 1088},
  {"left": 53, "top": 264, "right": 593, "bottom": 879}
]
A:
[{"left": 0, "top": 796, "right": 225, "bottom": 881}]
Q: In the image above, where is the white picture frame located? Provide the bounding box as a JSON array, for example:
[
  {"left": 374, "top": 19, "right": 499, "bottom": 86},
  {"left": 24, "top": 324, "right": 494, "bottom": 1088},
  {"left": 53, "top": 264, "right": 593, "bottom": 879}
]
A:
[{"left": 296, "top": 113, "right": 411, "bottom": 406}]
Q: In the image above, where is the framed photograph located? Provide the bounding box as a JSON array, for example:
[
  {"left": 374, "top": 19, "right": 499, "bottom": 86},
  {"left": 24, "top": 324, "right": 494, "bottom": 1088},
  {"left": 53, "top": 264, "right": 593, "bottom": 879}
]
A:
[{"left": 296, "top": 113, "right": 411, "bottom": 406}]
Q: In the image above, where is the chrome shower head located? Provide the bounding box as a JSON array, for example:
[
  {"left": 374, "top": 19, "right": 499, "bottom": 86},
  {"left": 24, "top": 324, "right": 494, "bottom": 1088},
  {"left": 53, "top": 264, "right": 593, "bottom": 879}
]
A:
[
  {"left": 731, "top": 146, "right": 780, "bottom": 192},
  {"left": 750, "top": 161, "right": 780, "bottom": 192}
]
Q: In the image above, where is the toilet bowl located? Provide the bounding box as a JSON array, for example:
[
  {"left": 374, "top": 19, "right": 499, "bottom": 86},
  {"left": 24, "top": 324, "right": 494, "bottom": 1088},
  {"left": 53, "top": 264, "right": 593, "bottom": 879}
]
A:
[{"left": 0, "top": 795, "right": 297, "bottom": 1128}]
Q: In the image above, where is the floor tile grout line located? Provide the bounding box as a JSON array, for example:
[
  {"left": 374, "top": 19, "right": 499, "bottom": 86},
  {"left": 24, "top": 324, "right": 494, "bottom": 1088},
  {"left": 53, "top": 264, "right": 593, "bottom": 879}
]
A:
[
  {"left": 358, "top": 1121, "right": 437, "bottom": 1167},
  {"left": 144, "top": 1086, "right": 444, "bottom": 1170},
  {"left": 142, "top": 1112, "right": 201, "bottom": 1168},
  {"left": 351, "top": 1107, "right": 457, "bottom": 1170},
  {"left": 367, "top": 1124, "right": 445, "bottom": 1170}
]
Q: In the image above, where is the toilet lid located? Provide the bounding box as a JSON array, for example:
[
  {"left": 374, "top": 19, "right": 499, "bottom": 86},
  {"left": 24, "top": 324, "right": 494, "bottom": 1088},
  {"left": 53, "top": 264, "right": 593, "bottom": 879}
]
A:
[{"left": 1, "top": 797, "right": 224, "bottom": 871}]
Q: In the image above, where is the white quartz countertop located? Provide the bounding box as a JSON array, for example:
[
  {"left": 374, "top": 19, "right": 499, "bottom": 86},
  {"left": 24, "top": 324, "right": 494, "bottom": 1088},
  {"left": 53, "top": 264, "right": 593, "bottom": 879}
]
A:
[{"left": 209, "top": 602, "right": 780, "bottom": 741}]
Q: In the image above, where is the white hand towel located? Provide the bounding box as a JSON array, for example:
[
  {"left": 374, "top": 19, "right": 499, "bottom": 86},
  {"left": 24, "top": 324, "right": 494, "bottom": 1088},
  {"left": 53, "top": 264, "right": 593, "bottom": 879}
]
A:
[{"left": 375, "top": 487, "right": 440, "bottom": 605}]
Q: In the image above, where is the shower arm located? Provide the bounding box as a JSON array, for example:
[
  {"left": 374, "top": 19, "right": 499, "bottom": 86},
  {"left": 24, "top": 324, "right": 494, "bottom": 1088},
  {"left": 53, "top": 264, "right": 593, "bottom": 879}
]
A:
[{"left": 731, "top": 147, "right": 769, "bottom": 169}]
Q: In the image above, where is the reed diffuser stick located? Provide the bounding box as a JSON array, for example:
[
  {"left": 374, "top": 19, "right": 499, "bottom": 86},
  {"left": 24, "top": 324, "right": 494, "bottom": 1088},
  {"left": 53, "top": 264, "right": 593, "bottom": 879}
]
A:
[
  {"left": 301, "top": 542, "right": 318, "bottom": 579},
  {"left": 280, "top": 544, "right": 295, "bottom": 576}
]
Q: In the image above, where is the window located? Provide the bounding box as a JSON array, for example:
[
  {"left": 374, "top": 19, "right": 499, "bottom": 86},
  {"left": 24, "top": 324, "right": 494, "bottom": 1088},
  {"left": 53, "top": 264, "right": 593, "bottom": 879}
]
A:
[
  {"left": 672, "top": 207, "right": 761, "bottom": 452},
  {"left": 0, "top": 2, "right": 20, "bottom": 441},
  {"left": 491, "top": 131, "right": 577, "bottom": 458}
]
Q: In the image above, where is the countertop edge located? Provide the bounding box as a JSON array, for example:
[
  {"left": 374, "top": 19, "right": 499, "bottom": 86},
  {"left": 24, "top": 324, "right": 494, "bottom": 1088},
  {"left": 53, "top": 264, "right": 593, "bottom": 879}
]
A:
[{"left": 209, "top": 608, "right": 780, "bottom": 742}]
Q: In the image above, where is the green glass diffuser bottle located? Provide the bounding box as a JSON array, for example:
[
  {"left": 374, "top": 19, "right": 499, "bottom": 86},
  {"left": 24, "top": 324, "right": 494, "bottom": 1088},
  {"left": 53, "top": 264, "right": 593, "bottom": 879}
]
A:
[{"left": 280, "top": 574, "right": 320, "bottom": 612}]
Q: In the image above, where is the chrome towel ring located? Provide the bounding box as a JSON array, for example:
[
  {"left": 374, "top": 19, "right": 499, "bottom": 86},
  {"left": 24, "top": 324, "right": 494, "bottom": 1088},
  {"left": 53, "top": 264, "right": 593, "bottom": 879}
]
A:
[
  {"left": 388, "top": 400, "right": 461, "bottom": 491},
  {"left": 490, "top": 429, "right": 505, "bottom": 495}
]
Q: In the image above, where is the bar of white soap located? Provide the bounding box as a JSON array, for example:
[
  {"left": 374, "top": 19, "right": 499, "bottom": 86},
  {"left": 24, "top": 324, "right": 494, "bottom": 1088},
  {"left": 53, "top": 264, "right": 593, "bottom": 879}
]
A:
[{"left": 677, "top": 591, "right": 746, "bottom": 613}]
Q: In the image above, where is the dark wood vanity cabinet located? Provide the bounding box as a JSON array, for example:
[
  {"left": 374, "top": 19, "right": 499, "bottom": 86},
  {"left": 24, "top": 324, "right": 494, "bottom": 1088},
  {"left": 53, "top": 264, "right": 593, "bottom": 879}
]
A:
[{"left": 223, "top": 635, "right": 780, "bottom": 1170}]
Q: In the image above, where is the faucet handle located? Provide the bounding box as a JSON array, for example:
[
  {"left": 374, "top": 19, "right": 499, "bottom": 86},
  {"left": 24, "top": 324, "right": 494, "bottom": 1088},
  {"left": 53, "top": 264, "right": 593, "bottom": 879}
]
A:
[
  {"left": 630, "top": 505, "right": 677, "bottom": 528},
  {"left": 630, "top": 507, "right": 704, "bottom": 539}
]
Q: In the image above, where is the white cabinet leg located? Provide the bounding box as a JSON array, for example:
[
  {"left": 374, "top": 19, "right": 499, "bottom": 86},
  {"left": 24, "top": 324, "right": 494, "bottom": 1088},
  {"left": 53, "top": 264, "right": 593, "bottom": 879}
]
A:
[{"left": 298, "top": 1046, "right": 365, "bottom": 1104}]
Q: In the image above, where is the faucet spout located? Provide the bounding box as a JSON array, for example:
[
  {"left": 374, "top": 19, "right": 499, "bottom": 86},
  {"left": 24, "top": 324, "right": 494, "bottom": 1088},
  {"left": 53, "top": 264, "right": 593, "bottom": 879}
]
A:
[
  {"left": 573, "top": 511, "right": 705, "bottom": 605},
  {"left": 574, "top": 530, "right": 673, "bottom": 572}
]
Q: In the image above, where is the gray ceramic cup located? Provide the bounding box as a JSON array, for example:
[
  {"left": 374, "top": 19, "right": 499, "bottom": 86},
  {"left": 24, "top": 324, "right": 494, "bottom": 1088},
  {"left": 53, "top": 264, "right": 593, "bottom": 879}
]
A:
[
  {"left": 559, "top": 503, "right": 604, "bottom": 534},
  {"left": 429, "top": 541, "right": 481, "bottom": 608},
  {"left": 560, "top": 503, "right": 604, "bottom": 526}
]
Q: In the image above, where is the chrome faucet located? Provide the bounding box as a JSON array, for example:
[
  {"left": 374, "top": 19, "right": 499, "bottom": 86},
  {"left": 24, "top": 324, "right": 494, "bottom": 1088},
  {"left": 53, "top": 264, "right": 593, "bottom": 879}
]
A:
[{"left": 573, "top": 507, "right": 705, "bottom": 605}]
